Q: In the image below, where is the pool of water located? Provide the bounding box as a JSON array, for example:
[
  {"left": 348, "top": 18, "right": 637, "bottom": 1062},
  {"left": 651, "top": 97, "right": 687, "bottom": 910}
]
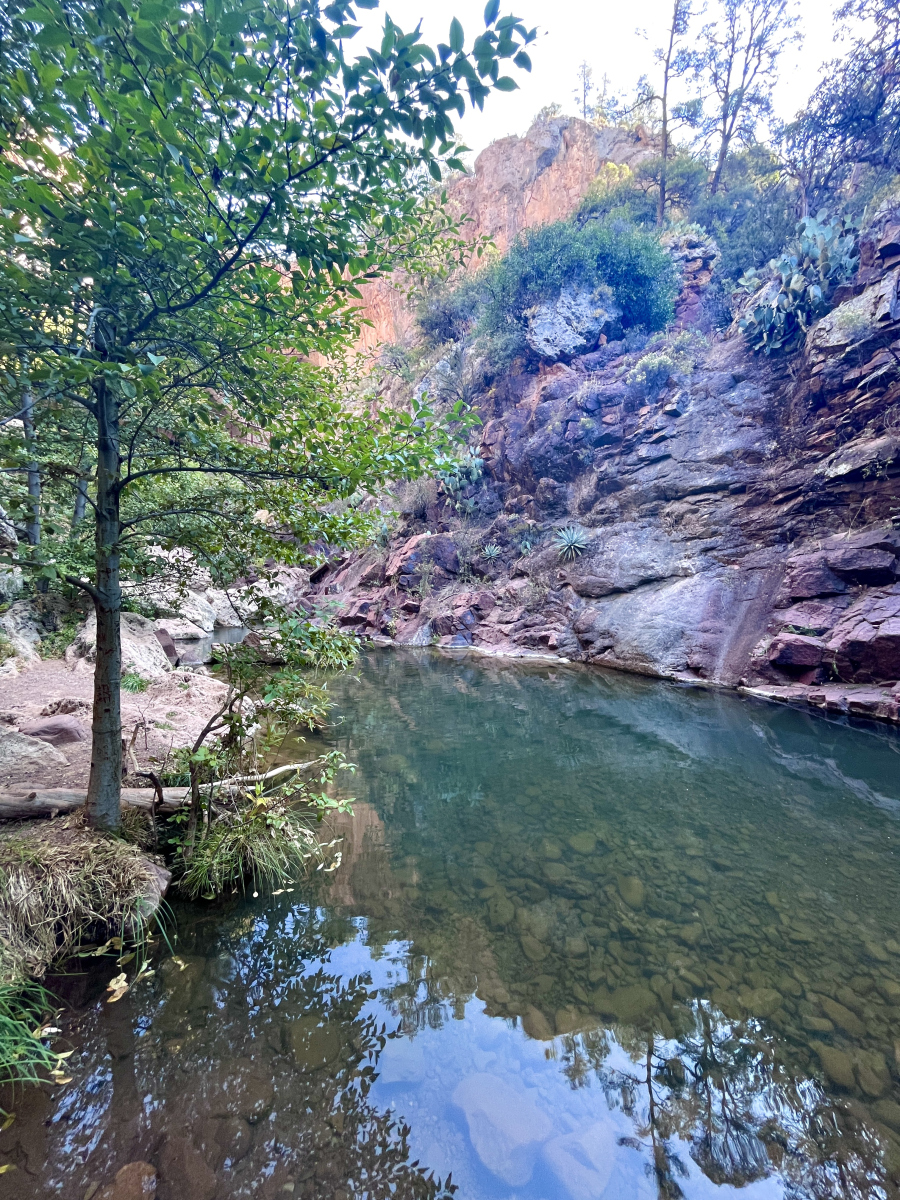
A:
[{"left": 4, "top": 649, "right": 900, "bottom": 1199}]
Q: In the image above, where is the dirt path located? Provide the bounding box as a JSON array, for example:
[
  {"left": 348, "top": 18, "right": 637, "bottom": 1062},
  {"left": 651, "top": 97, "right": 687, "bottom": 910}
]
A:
[{"left": 0, "top": 659, "right": 229, "bottom": 790}]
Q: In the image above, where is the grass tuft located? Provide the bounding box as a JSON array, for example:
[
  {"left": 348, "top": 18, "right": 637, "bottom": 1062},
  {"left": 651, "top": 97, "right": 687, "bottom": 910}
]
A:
[
  {"left": 175, "top": 796, "right": 334, "bottom": 901},
  {"left": 121, "top": 672, "right": 149, "bottom": 693}
]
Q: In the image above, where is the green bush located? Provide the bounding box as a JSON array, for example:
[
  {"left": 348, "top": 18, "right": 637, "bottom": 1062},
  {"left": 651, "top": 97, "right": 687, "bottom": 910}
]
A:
[
  {"left": 738, "top": 213, "right": 859, "bottom": 355},
  {"left": 37, "top": 615, "right": 81, "bottom": 660},
  {"left": 121, "top": 672, "right": 149, "bottom": 693},
  {"left": 0, "top": 633, "right": 14, "bottom": 665},
  {"left": 479, "top": 219, "right": 678, "bottom": 340}
]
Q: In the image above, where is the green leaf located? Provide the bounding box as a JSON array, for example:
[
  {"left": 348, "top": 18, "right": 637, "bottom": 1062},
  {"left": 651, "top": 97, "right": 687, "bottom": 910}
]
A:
[
  {"left": 449, "top": 17, "right": 464, "bottom": 53},
  {"left": 427, "top": 159, "right": 442, "bottom": 181},
  {"left": 484, "top": 0, "right": 501, "bottom": 24},
  {"left": 493, "top": 76, "right": 517, "bottom": 91}
]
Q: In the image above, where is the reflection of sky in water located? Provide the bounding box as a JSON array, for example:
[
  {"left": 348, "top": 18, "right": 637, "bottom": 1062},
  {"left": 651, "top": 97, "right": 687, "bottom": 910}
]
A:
[{"left": 321, "top": 933, "right": 785, "bottom": 1200}]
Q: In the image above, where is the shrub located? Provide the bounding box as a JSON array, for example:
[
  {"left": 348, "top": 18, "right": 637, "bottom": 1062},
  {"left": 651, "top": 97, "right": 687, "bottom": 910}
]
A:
[
  {"left": 479, "top": 218, "right": 679, "bottom": 343},
  {"left": 417, "top": 275, "right": 486, "bottom": 347},
  {"left": 481, "top": 543, "right": 503, "bottom": 562},
  {"left": 626, "top": 331, "right": 707, "bottom": 398},
  {"left": 738, "top": 213, "right": 859, "bottom": 355}
]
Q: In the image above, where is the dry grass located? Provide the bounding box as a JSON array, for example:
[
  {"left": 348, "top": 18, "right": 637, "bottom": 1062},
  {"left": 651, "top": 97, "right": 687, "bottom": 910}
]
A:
[{"left": 0, "top": 812, "right": 167, "bottom": 987}]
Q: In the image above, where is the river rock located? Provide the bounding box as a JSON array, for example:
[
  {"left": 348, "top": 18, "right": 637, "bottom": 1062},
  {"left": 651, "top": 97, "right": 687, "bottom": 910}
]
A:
[
  {"left": 452, "top": 1072, "right": 553, "bottom": 1185},
  {"left": 379, "top": 1037, "right": 426, "bottom": 1084},
  {"left": 520, "top": 934, "right": 550, "bottom": 962},
  {"left": 617, "top": 875, "right": 645, "bottom": 910},
  {"left": 18, "top": 715, "right": 87, "bottom": 745},
  {"left": 819, "top": 997, "right": 867, "bottom": 1037},
  {"left": 96, "top": 1161, "right": 157, "bottom": 1200},
  {"left": 0, "top": 728, "right": 68, "bottom": 770},
  {"left": 543, "top": 1120, "right": 616, "bottom": 1200},
  {"left": 874, "top": 1099, "right": 900, "bottom": 1133},
  {"left": 608, "top": 984, "right": 657, "bottom": 1023},
  {"left": 156, "top": 1135, "right": 216, "bottom": 1200},
  {"left": 521, "top": 1005, "right": 554, "bottom": 1040},
  {"left": 288, "top": 1016, "right": 342, "bottom": 1073},
  {"left": 813, "top": 1042, "right": 856, "bottom": 1089},
  {"left": 568, "top": 832, "right": 597, "bottom": 854}
]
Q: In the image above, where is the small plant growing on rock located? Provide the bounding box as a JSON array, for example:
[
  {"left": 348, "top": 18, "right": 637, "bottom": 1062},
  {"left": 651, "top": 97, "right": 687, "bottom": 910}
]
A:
[
  {"left": 481, "top": 543, "right": 503, "bottom": 563},
  {"left": 554, "top": 527, "right": 589, "bottom": 561}
]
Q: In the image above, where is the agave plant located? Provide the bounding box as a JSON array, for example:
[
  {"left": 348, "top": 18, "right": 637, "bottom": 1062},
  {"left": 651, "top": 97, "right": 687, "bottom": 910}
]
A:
[
  {"left": 554, "top": 527, "right": 588, "bottom": 561},
  {"left": 481, "top": 543, "right": 503, "bottom": 563}
]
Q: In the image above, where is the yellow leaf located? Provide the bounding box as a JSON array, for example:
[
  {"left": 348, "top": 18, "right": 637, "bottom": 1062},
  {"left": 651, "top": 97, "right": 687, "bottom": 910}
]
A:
[
  {"left": 0, "top": 1164, "right": 16, "bottom": 1174},
  {"left": 106, "top": 973, "right": 127, "bottom": 992},
  {"left": 0, "top": 1114, "right": 15, "bottom": 1132}
]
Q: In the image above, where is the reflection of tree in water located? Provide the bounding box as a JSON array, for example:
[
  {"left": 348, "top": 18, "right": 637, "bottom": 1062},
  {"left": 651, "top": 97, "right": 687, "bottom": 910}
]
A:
[
  {"left": 0, "top": 902, "right": 456, "bottom": 1200},
  {"left": 554, "top": 1005, "right": 888, "bottom": 1200}
]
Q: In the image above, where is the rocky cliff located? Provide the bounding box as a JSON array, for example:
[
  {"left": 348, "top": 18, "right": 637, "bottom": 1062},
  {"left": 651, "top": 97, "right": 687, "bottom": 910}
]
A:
[
  {"left": 355, "top": 117, "right": 655, "bottom": 353},
  {"left": 302, "top": 200, "right": 900, "bottom": 727}
]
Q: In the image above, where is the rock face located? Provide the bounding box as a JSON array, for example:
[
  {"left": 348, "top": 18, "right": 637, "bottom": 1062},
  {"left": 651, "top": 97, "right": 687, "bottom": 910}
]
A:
[
  {"left": 299, "top": 195, "right": 900, "bottom": 727},
  {"left": 356, "top": 117, "right": 656, "bottom": 352}
]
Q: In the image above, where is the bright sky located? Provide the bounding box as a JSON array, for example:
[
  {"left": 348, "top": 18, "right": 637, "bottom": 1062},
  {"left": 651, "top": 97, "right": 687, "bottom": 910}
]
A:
[{"left": 354, "top": 0, "right": 855, "bottom": 160}]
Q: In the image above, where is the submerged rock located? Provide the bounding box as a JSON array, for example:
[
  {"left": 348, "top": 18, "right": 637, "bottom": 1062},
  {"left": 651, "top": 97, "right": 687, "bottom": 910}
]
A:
[{"left": 451, "top": 1072, "right": 553, "bottom": 1186}]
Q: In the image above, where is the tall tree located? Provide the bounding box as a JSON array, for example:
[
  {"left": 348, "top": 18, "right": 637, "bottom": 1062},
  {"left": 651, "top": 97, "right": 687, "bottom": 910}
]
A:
[
  {"left": 699, "top": 0, "right": 800, "bottom": 196},
  {"left": 0, "top": 0, "right": 534, "bottom": 830},
  {"left": 574, "top": 60, "right": 595, "bottom": 120},
  {"left": 638, "top": 0, "right": 701, "bottom": 226}
]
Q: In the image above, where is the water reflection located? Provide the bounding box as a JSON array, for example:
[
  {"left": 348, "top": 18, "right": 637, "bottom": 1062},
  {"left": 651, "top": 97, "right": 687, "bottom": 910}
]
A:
[{"left": 2, "top": 648, "right": 900, "bottom": 1198}]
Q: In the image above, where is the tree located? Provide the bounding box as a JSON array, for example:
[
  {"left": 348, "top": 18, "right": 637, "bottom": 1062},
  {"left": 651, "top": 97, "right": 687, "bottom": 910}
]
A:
[
  {"left": 811, "top": 0, "right": 900, "bottom": 177},
  {"left": 637, "top": 1, "right": 702, "bottom": 226},
  {"left": 0, "top": 0, "right": 535, "bottom": 830},
  {"left": 574, "top": 60, "right": 595, "bottom": 120},
  {"left": 698, "top": 0, "right": 800, "bottom": 195}
]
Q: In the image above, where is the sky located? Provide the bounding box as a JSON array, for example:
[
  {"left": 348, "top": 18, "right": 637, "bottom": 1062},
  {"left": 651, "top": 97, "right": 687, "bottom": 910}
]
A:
[{"left": 352, "top": 0, "right": 859, "bottom": 161}]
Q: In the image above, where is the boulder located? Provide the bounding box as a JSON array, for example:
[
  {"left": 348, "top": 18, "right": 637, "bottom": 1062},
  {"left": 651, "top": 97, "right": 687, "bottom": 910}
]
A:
[
  {"left": 0, "top": 598, "right": 44, "bottom": 661},
  {"left": 40, "top": 697, "right": 91, "bottom": 716},
  {"left": 67, "top": 612, "right": 171, "bottom": 680},
  {"left": 543, "top": 1122, "right": 615, "bottom": 1200},
  {"left": 0, "top": 729, "right": 68, "bottom": 770},
  {"left": 18, "top": 715, "right": 87, "bottom": 746},
  {"left": 767, "top": 633, "right": 826, "bottom": 669},
  {"left": 828, "top": 615, "right": 900, "bottom": 682},
  {"left": 525, "top": 286, "right": 621, "bottom": 361},
  {"left": 452, "top": 1073, "right": 553, "bottom": 1186}
]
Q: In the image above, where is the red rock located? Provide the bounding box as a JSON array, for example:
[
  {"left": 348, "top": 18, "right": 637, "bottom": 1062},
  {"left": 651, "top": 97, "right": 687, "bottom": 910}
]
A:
[
  {"left": 18, "top": 715, "right": 87, "bottom": 745},
  {"left": 828, "top": 616, "right": 900, "bottom": 682},
  {"left": 337, "top": 598, "right": 372, "bottom": 626},
  {"left": 783, "top": 556, "right": 848, "bottom": 599},
  {"left": 767, "top": 633, "right": 826, "bottom": 669},
  {"left": 358, "top": 560, "right": 385, "bottom": 586},
  {"left": 153, "top": 628, "right": 178, "bottom": 664},
  {"left": 385, "top": 533, "right": 459, "bottom": 580},
  {"left": 826, "top": 547, "right": 898, "bottom": 585}
]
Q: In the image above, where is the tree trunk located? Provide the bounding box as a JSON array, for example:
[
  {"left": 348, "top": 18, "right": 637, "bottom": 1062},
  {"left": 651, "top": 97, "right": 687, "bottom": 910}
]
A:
[
  {"left": 710, "top": 129, "right": 729, "bottom": 196},
  {"left": 72, "top": 471, "right": 89, "bottom": 528},
  {"left": 21, "top": 370, "right": 41, "bottom": 550},
  {"left": 657, "top": 108, "right": 668, "bottom": 228},
  {"left": 86, "top": 374, "right": 123, "bottom": 831}
]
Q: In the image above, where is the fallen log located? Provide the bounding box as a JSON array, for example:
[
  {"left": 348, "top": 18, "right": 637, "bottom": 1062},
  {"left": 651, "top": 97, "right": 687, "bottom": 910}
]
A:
[{"left": 0, "top": 787, "right": 191, "bottom": 821}]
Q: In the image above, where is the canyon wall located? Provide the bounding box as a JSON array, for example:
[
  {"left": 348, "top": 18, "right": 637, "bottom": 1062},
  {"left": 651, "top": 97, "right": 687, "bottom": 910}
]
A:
[
  {"left": 355, "top": 117, "right": 655, "bottom": 353},
  {"left": 302, "top": 195, "right": 900, "bottom": 727}
]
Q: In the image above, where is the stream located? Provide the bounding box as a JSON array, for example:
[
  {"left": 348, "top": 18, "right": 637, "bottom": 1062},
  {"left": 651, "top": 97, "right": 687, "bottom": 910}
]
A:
[{"left": 3, "top": 648, "right": 900, "bottom": 1199}]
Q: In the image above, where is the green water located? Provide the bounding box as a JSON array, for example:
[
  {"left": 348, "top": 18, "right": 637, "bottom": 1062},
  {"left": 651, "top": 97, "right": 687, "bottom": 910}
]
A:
[{"left": 3, "top": 649, "right": 900, "bottom": 1199}]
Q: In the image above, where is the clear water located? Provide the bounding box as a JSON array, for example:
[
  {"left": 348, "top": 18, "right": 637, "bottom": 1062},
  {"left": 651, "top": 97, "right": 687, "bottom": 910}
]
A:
[{"left": 3, "top": 649, "right": 900, "bottom": 1199}]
